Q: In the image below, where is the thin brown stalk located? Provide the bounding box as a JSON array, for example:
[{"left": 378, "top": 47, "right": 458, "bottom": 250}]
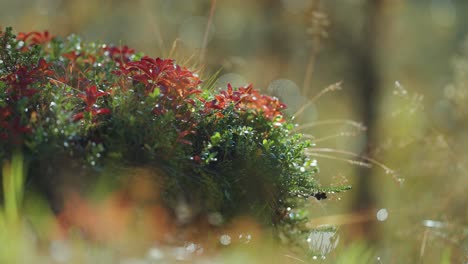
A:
[
  {"left": 306, "top": 148, "right": 400, "bottom": 184},
  {"left": 295, "top": 81, "right": 343, "bottom": 118},
  {"left": 199, "top": 0, "right": 217, "bottom": 64},
  {"left": 293, "top": 119, "right": 367, "bottom": 132},
  {"left": 419, "top": 228, "right": 430, "bottom": 264},
  {"left": 142, "top": 1, "right": 166, "bottom": 54},
  {"left": 306, "top": 210, "right": 374, "bottom": 228},
  {"left": 313, "top": 131, "right": 358, "bottom": 143},
  {"left": 283, "top": 254, "right": 306, "bottom": 263},
  {"left": 168, "top": 39, "right": 180, "bottom": 59},
  {"left": 301, "top": 133, "right": 316, "bottom": 140},
  {"left": 302, "top": 0, "right": 329, "bottom": 96},
  {"left": 305, "top": 152, "right": 372, "bottom": 168},
  {"left": 302, "top": 48, "right": 318, "bottom": 97}
]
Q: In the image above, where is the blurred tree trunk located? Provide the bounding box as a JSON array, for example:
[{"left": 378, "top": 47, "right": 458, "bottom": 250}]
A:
[{"left": 351, "top": 0, "right": 387, "bottom": 240}]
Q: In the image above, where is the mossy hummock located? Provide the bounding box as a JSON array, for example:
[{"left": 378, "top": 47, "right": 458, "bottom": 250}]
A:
[{"left": 0, "top": 27, "right": 343, "bottom": 232}]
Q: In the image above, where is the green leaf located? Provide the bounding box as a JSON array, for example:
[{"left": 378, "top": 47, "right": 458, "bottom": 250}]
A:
[
  {"left": 210, "top": 131, "right": 222, "bottom": 146},
  {"left": 149, "top": 87, "right": 160, "bottom": 98}
]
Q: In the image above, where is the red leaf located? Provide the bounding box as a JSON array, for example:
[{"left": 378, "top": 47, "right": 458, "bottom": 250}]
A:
[{"left": 72, "top": 113, "right": 84, "bottom": 122}]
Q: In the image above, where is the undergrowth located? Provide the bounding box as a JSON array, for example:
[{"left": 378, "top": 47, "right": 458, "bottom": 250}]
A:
[{"left": 0, "top": 26, "right": 350, "bottom": 253}]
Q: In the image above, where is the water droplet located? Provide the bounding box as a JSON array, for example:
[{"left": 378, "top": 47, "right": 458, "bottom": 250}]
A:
[
  {"left": 63, "top": 142, "right": 69, "bottom": 148},
  {"left": 394, "top": 81, "right": 408, "bottom": 96},
  {"left": 376, "top": 208, "right": 388, "bottom": 221},
  {"left": 397, "top": 178, "right": 405, "bottom": 186},
  {"left": 239, "top": 233, "right": 252, "bottom": 244},
  {"left": 219, "top": 234, "right": 231, "bottom": 246},
  {"left": 312, "top": 256, "right": 318, "bottom": 260},
  {"left": 90, "top": 161, "right": 96, "bottom": 166},
  {"left": 422, "top": 219, "right": 447, "bottom": 228},
  {"left": 185, "top": 242, "right": 196, "bottom": 253}
]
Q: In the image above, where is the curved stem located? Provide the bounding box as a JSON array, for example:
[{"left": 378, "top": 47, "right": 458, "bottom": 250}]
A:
[
  {"left": 293, "top": 119, "right": 366, "bottom": 132},
  {"left": 306, "top": 147, "right": 401, "bottom": 185}
]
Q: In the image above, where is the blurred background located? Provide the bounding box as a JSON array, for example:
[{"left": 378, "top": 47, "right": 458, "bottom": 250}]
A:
[{"left": 1, "top": 0, "right": 467, "bottom": 262}]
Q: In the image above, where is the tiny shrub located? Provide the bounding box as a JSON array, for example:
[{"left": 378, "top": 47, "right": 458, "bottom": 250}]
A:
[{"left": 0, "top": 27, "right": 348, "bottom": 235}]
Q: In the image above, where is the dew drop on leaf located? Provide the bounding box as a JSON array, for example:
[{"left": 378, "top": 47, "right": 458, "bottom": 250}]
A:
[
  {"left": 376, "top": 208, "right": 389, "bottom": 221},
  {"left": 219, "top": 234, "right": 231, "bottom": 246}
]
